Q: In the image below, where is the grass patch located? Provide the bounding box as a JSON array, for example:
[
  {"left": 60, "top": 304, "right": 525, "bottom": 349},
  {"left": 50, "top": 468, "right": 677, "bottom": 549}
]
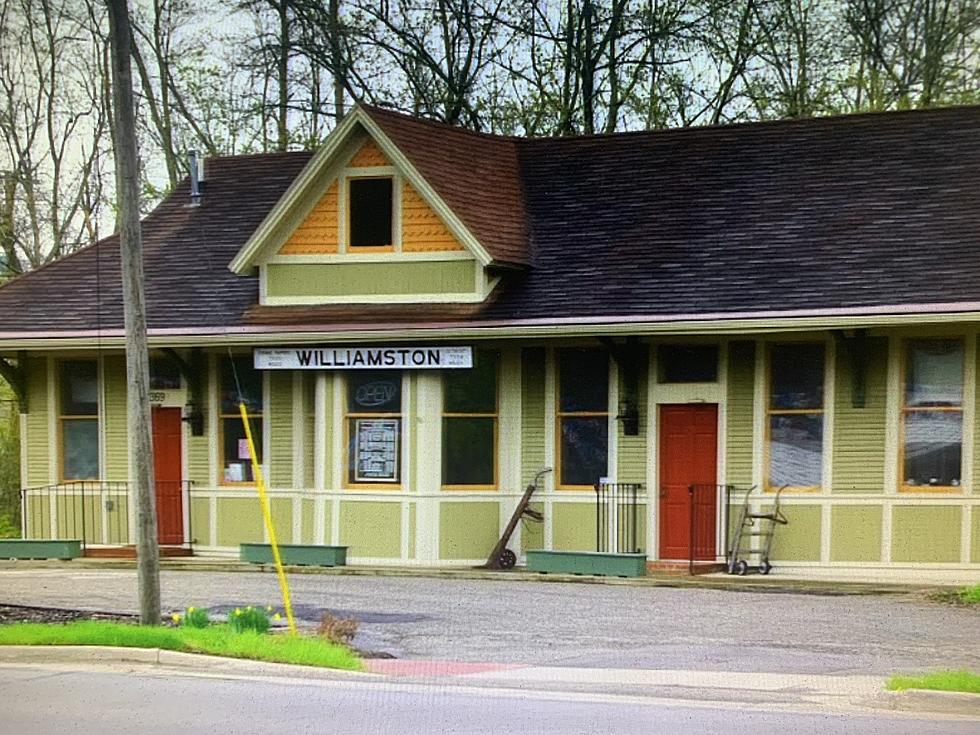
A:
[
  {"left": 0, "top": 621, "right": 361, "bottom": 671},
  {"left": 888, "top": 670, "right": 980, "bottom": 694},
  {"left": 929, "top": 583, "right": 980, "bottom": 606}
]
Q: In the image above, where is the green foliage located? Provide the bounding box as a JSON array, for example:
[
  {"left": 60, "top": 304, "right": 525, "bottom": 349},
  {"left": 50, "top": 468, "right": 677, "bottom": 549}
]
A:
[
  {"left": 0, "top": 621, "right": 361, "bottom": 671},
  {"left": 0, "top": 389, "right": 19, "bottom": 539},
  {"left": 956, "top": 584, "right": 980, "bottom": 605},
  {"left": 888, "top": 670, "right": 980, "bottom": 694},
  {"left": 179, "top": 606, "right": 211, "bottom": 629},
  {"left": 228, "top": 605, "right": 270, "bottom": 634}
]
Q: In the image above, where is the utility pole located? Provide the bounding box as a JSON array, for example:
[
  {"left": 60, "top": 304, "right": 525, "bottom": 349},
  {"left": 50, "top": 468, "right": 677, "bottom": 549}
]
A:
[{"left": 107, "top": 0, "right": 160, "bottom": 625}]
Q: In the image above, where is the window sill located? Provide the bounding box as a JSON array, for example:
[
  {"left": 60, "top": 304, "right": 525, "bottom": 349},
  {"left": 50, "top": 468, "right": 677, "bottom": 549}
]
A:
[
  {"left": 441, "top": 485, "right": 498, "bottom": 492},
  {"left": 898, "top": 486, "right": 963, "bottom": 494}
]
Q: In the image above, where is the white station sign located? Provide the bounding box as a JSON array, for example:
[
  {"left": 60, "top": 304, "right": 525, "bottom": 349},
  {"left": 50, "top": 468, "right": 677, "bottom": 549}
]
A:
[{"left": 254, "top": 346, "right": 473, "bottom": 370}]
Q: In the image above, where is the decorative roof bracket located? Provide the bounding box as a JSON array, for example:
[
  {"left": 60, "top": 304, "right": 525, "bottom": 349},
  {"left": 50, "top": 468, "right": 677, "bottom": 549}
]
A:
[{"left": 161, "top": 347, "right": 206, "bottom": 436}]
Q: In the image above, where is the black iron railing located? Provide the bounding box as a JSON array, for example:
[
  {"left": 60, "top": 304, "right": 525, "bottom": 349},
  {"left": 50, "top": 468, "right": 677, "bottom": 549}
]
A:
[
  {"left": 20, "top": 481, "right": 192, "bottom": 549},
  {"left": 687, "top": 484, "right": 734, "bottom": 574},
  {"left": 595, "top": 482, "right": 643, "bottom": 554}
]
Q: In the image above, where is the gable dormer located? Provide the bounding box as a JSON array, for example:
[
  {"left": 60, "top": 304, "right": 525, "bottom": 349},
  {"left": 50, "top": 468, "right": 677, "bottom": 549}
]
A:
[{"left": 230, "top": 108, "right": 506, "bottom": 305}]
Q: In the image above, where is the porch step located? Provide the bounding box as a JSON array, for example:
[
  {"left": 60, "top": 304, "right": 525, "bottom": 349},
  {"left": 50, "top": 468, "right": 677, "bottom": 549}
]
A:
[
  {"left": 83, "top": 546, "right": 193, "bottom": 559},
  {"left": 645, "top": 560, "right": 726, "bottom": 576}
]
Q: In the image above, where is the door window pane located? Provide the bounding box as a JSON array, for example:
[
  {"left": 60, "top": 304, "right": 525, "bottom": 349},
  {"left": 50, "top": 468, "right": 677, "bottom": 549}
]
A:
[
  {"left": 443, "top": 417, "right": 495, "bottom": 486},
  {"left": 62, "top": 420, "right": 99, "bottom": 480},
  {"left": 769, "top": 414, "right": 823, "bottom": 487},
  {"left": 658, "top": 345, "right": 719, "bottom": 383},
  {"left": 560, "top": 417, "right": 608, "bottom": 487}
]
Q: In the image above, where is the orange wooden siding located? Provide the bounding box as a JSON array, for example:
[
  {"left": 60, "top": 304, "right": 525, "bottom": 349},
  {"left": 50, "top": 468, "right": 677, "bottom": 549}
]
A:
[
  {"left": 278, "top": 181, "right": 340, "bottom": 255},
  {"left": 402, "top": 180, "right": 464, "bottom": 252},
  {"left": 348, "top": 139, "right": 390, "bottom": 167}
]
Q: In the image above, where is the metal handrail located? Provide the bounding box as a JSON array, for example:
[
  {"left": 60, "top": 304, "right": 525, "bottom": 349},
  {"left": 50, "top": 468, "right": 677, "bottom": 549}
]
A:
[{"left": 595, "top": 482, "right": 644, "bottom": 554}]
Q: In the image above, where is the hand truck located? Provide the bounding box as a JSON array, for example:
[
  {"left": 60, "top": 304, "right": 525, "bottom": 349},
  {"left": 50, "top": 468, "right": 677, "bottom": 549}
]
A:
[
  {"left": 478, "top": 468, "right": 550, "bottom": 570},
  {"left": 727, "top": 485, "right": 789, "bottom": 575}
]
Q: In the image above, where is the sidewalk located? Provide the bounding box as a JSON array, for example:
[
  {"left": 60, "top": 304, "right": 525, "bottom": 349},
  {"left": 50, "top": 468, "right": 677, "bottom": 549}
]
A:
[
  {"left": 0, "top": 556, "right": 966, "bottom": 595},
  {"left": 1, "top": 645, "right": 977, "bottom": 719}
]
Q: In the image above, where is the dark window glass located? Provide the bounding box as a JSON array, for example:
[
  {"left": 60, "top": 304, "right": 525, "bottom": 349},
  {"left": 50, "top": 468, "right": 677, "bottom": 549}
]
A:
[
  {"left": 905, "top": 339, "right": 963, "bottom": 407},
  {"left": 62, "top": 420, "right": 99, "bottom": 480},
  {"left": 60, "top": 361, "right": 98, "bottom": 416},
  {"left": 559, "top": 349, "right": 608, "bottom": 412},
  {"left": 560, "top": 417, "right": 609, "bottom": 487},
  {"left": 149, "top": 358, "right": 181, "bottom": 390},
  {"left": 443, "top": 417, "right": 495, "bottom": 485},
  {"left": 444, "top": 352, "right": 498, "bottom": 414},
  {"left": 770, "top": 344, "right": 824, "bottom": 410},
  {"left": 349, "top": 178, "right": 393, "bottom": 247},
  {"left": 769, "top": 414, "right": 823, "bottom": 487},
  {"left": 221, "top": 357, "right": 263, "bottom": 414},
  {"left": 903, "top": 411, "right": 962, "bottom": 487},
  {"left": 347, "top": 371, "right": 401, "bottom": 413},
  {"left": 222, "top": 418, "right": 263, "bottom": 483},
  {"left": 658, "top": 345, "right": 719, "bottom": 383}
]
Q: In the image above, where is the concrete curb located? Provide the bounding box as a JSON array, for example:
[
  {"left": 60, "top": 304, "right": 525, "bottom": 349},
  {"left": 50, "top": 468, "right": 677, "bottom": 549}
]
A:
[
  {"left": 0, "top": 558, "right": 952, "bottom": 597},
  {"left": 878, "top": 689, "right": 980, "bottom": 718}
]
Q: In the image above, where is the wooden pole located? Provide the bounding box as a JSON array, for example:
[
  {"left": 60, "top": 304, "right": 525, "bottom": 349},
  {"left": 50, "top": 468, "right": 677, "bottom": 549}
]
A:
[{"left": 107, "top": 0, "right": 160, "bottom": 625}]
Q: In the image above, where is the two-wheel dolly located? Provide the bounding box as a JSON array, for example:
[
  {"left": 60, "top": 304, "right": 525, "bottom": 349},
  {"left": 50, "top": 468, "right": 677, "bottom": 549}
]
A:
[
  {"left": 478, "top": 468, "right": 550, "bottom": 570},
  {"left": 727, "top": 485, "right": 789, "bottom": 575}
]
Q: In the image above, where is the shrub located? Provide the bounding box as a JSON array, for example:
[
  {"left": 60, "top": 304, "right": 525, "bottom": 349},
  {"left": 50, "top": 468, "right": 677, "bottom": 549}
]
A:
[
  {"left": 228, "top": 606, "right": 270, "bottom": 634},
  {"left": 957, "top": 584, "right": 980, "bottom": 605},
  {"left": 182, "top": 606, "right": 210, "bottom": 629},
  {"left": 318, "top": 613, "right": 358, "bottom": 646}
]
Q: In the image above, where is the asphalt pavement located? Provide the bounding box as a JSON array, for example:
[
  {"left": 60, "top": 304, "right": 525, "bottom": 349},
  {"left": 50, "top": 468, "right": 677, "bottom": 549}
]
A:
[{"left": 0, "top": 566, "right": 977, "bottom": 675}]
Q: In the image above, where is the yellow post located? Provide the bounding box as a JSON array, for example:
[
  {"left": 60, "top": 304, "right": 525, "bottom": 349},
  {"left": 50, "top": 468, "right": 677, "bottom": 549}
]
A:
[{"left": 239, "top": 402, "right": 297, "bottom": 635}]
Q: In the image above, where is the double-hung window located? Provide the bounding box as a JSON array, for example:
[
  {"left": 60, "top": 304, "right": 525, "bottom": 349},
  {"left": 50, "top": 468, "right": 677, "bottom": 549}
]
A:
[
  {"left": 220, "top": 357, "right": 263, "bottom": 484},
  {"left": 346, "top": 371, "right": 402, "bottom": 486},
  {"left": 557, "top": 349, "right": 609, "bottom": 488},
  {"left": 767, "top": 343, "right": 825, "bottom": 490},
  {"left": 59, "top": 360, "right": 99, "bottom": 480},
  {"left": 442, "top": 352, "right": 499, "bottom": 489},
  {"left": 902, "top": 339, "right": 964, "bottom": 491}
]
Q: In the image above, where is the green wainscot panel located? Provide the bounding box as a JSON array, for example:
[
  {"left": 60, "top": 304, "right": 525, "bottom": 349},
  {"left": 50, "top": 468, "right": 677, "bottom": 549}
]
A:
[
  {"left": 407, "top": 504, "right": 416, "bottom": 559},
  {"left": 339, "top": 501, "right": 401, "bottom": 558},
  {"left": 440, "top": 502, "right": 499, "bottom": 560},
  {"left": 216, "top": 497, "right": 265, "bottom": 546},
  {"left": 971, "top": 508, "right": 980, "bottom": 563},
  {"left": 269, "top": 497, "right": 293, "bottom": 544},
  {"left": 552, "top": 502, "right": 598, "bottom": 552},
  {"left": 104, "top": 495, "right": 130, "bottom": 545},
  {"left": 24, "top": 495, "right": 51, "bottom": 539},
  {"left": 892, "top": 506, "right": 961, "bottom": 563},
  {"left": 301, "top": 500, "right": 316, "bottom": 544},
  {"left": 190, "top": 496, "right": 211, "bottom": 546},
  {"left": 521, "top": 502, "right": 545, "bottom": 553},
  {"left": 764, "top": 503, "right": 821, "bottom": 562},
  {"left": 830, "top": 506, "right": 882, "bottom": 562},
  {"left": 266, "top": 260, "right": 477, "bottom": 298}
]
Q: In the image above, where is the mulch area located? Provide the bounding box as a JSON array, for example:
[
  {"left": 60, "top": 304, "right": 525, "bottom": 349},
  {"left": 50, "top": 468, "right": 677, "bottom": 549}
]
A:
[{"left": 0, "top": 603, "right": 138, "bottom": 624}]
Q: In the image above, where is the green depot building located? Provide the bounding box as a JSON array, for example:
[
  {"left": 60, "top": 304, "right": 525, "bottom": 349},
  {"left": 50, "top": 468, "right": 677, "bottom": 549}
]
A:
[{"left": 2, "top": 103, "right": 980, "bottom": 577}]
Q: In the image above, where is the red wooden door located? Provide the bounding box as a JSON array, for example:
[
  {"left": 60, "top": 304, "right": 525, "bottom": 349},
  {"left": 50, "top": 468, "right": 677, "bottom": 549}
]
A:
[
  {"left": 659, "top": 404, "right": 718, "bottom": 560},
  {"left": 152, "top": 407, "right": 184, "bottom": 545}
]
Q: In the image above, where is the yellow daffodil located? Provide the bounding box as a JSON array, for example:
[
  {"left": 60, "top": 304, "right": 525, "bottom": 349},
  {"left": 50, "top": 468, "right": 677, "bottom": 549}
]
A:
[
  {"left": 266, "top": 606, "right": 273, "bottom": 613},
  {"left": 188, "top": 607, "right": 195, "bottom": 613},
  {"left": 171, "top": 613, "right": 181, "bottom": 623},
  {"left": 273, "top": 613, "right": 281, "bottom": 621},
  {"left": 234, "top": 608, "right": 241, "bottom": 615}
]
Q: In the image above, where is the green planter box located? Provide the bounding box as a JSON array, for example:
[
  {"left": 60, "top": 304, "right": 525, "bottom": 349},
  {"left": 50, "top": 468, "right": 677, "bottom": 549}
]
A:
[
  {"left": 526, "top": 550, "right": 647, "bottom": 578},
  {"left": 240, "top": 543, "right": 348, "bottom": 567},
  {"left": 0, "top": 539, "right": 83, "bottom": 560}
]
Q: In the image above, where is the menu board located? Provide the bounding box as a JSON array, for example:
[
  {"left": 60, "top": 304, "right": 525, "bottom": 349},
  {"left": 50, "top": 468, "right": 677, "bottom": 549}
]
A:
[{"left": 354, "top": 419, "right": 400, "bottom": 482}]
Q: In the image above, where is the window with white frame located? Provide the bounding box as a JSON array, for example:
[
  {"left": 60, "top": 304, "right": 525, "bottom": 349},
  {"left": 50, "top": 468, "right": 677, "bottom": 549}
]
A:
[
  {"left": 557, "top": 349, "right": 609, "bottom": 488},
  {"left": 901, "top": 338, "right": 964, "bottom": 490},
  {"left": 346, "top": 371, "right": 402, "bottom": 486},
  {"left": 59, "top": 360, "right": 100, "bottom": 480},
  {"left": 219, "top": 356, "right": 263, "bottom": 484},
  {"left": 767, "top": 343, "right": 825, "bottom": 490}
]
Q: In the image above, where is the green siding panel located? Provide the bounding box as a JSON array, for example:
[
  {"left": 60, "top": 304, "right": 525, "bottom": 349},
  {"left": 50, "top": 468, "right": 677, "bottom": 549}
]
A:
[
  {"left": 891, "top": 506, "right": 961, "bottom": 563},
  {"left": 971, "top": 508, "right": 980, "bottom": 563},
  {"left": 552, "top": 502, "right": 597, "bottom": 552},
  {"left": 975, "top": 346, "right": 980, "bottom": 494},
  {"left": 338, "top": 501, "right": 401, "bottom": 558},
  {"left": 833, "top": 340, "right": 887, "bottom": 494},
  {"left": 25, "top": 359, "right": 50, "bottom": 486},
  {"left": 302, "top": 375, "right": 316, "bottom": 489},
  {"left": 439, "top": 502, "right": 499, "bottom": 560},
  {"left": 830, "top": 505, "right": 882, "bottom": 562},
  {"left": 269, "top": 497, "right": 293, "bottom": 544},
  {"left": 268, "top": 372, "right": 293, "bottom": 488},
  {"left": 186, "top": 365, "right": 210, "bottom": 486},
  {"left": 521, "top": 348, "right": 546, "bottom": 487},
  {"left": 216, "top": 497, "right": 265, "bottom": 546},
  {"left": 190, "top": 496, "right": 210, "bottom": 546},
  {"left": 266, "top": 260, "right": 477, "bottom": 298},
  {"left": 407, "top": 503, "right": 416, "bottom": 559},
  {"left": 24, "top": 495, "right": 50, "bottom": 539},
  {"left": 765, "top": 504, "right": 821, "bottom": 561},
  {"left": 102, "top": 355, "right": 128, "bottom": 482},
  {"left": 301, "top": 499, "right": 315, "bottom": 544},
  {"left": 726, "top": 342, "right": 755, "bottom": 487},
  {"left": 617, "top": 352, "right": 648, "bottom": 484}
]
